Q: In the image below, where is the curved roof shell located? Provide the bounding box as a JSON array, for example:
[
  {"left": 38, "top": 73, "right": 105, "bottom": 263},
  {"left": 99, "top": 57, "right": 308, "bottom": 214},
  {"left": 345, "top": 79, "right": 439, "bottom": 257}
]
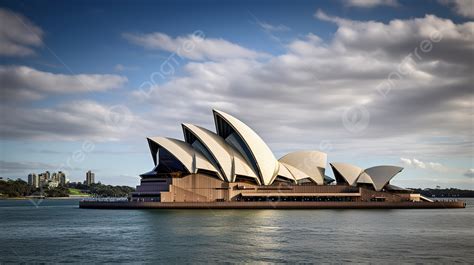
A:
[
  {"left": 363, "top": 165, "right": 403, "bottom": 191},
  {"left": 279, "top": 151, "right": 327, "bottom": 185},
  {"left": 280, "top": 162, "right": 311, "bottom": 181},
  {"left": 213, "top": 109, "right": 278, "bottom": 185},
  {"left": 182, "top": 123, "right": 258, "bottom": 183},
  {"left": 147, "top": 137, "right": 219, "bottom": 177},
  {"left": 232, "top": 155, "right": 260, "bottom": 184},
  {"left": 330, "top": 163, "right": 363, "bottom": 186},
  {"left": 330, "top": 162, "right": 403, "bottom": 190},
  {"left": 275, "top": 162, "right": 297, "bottom": 183},
  {"left": 356, "top": 172, "right": 373, "bottom": 184},
  {"left": 182, "top": 123, "right": 231, "bottom": 181}
]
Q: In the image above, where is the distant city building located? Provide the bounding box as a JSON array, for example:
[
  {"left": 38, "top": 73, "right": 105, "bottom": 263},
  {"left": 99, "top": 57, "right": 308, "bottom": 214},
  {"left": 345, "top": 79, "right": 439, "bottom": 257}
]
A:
[
  {"left": 38, "top": 173, "right": 46, "bottom": 184},
  {"left": 38, "top": 172, "right": 50, "bottom": 187},
  {"left": 52, "top": 172, "right": 58, "bottom": 182},
  {"left": 29, "top": 171, "right": 67, "bottom": 188},
  {"left": 58, "top": 171, "right": 67, "bottom": 185},
  {"left": 28, "top": 173, "right": 39, "bottom": 188},
  {"left": 86, "top": 170, "right": 95, "bottom": 186}
]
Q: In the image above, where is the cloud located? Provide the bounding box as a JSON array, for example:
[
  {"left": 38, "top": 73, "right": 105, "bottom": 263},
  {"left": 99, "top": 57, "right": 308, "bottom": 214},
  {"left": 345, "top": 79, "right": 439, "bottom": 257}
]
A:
[
  {"left": 439, "top": 0, "right": 474, "bottom": 18},
  {"left": 248, "top": 13, "right": 292, "bottom": 47},
  {"left": 464, "top": 169, "right": 474, "bottom": 178},
  {"left": 400, "top": 157, "right": 412, "bottom": 166},
  {"left": 315, "top": 9, "right": 352, "bottom": 25},
  {"left": 0, "top": 8, "right": 43, "bottom": 56},
  {"left": 413, "top": 159, "right": 427, "bottom": 169},
  {"left": 257, "top": 21, "right": 291, "bottom": 32},
  {"left": 344, "top": 0, "right": 399, "bottom": 8},
  {"left": 3, "top": 11, "right": 472, "bottom": 187},
  {"left": 0, "top": 100, "right": 151, "bottom": 141},
  {"left": 0, "top": 160, "right": 58, "bottom": 173},
  {"left": 123, "top": 31, "right": 267, "bottom": 61},
  {"left": 400, "top": 158, "right": 470, "bottom": 176},
  {"left": 0, "top": 66, "right": 128, "bottom": 101},
  {"left": 427, "top": 162, "right": 447, "bottom": 171},
  {"left": 128, "top": 13, "right": 472, "bottom": 161},
  {"left": 0, "top": 160, "right": 88, "bottom": 180},
  {"left": 0, "top": 160, "right": 84, "bottom": 178},
  {"left": 314, "top": 10, "right": 474, "bottom": 64},
  {"left": 114, "top": 64, "right": 139, "bottom": 72}
]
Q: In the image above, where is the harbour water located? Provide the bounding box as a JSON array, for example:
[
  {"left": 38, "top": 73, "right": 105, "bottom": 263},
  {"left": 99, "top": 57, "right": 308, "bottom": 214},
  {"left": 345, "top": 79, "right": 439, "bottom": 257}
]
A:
[{"left": 1, "top": 198, "right": 473, "bottom": 263}]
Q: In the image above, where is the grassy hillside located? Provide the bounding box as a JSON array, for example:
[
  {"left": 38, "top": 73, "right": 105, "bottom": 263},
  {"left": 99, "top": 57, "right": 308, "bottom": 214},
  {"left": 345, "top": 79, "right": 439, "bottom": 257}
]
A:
[{"left": 68, "top": 188, "right": 89, "bottom": 196}]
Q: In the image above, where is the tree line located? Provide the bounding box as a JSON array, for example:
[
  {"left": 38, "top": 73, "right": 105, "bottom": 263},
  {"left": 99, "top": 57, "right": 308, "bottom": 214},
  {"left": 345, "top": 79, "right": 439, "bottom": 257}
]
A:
[
  {"left": 410, "top": 188, "right": 474, "bottom": 198},
  {"left": 0, "top": 179, "right": 135, "bottom": 198}
]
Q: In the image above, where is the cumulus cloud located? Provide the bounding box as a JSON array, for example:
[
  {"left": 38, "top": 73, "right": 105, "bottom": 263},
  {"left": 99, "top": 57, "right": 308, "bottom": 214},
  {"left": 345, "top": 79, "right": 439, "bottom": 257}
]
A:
[
  {"left": 0, "top": 66, "right": 128, "bottom": 101},
  {"left": 400, "top": 157, "right": 412, "bottom": 166},
  {"left": 314, "top": 10, "right": 474, "bottom": 64},
  {"left": 122, "top": 31, "right": 267, "bottom": 61},
  {"left": 464, "top": 169, "right": 474, "bottom": 178},
  {"left": 399, "top": 157, "right": 471, "bottom": 176},
  {"left": 0, "top": 8, "right": 43, "bottom": 56},
  {"left": 344, "top": 0, "right": 399, "bottom": 8},
  {"left": 400, "top": 157, "right": 434, "bottom": 169},
  {"left": 128, "top": 12, "right": 473, "bottom": 160},
  {"left": 3, "top": 11, "right": 473, "bottom": 171},
  {"left": 413, "top": 159, "right": 427, "bottom": 169},
  {"left": 439, "top": 0, "right": 474, "bottom": 18}
]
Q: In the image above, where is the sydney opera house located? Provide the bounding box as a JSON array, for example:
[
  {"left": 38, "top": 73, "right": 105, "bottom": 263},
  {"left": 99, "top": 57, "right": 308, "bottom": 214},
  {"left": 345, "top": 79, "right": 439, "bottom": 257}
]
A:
[{"left": 129, "top": 109, "right": 431, "bottom": 204}]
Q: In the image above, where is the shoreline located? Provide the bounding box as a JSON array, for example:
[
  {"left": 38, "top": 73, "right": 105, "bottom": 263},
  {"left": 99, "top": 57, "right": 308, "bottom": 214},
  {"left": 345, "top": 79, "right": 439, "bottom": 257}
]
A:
[
  {"left": 1, "top": 195, "right": 90, "bottom": 200},
  {"left": 79, "top": 200, "right": 466, "bottom": 209}
]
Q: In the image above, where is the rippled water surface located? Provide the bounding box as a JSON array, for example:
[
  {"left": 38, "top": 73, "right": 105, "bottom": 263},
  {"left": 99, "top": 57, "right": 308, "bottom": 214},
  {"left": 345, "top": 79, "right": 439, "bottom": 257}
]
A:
[{"left": 1, "top": 198, "right": 473, "bottom": 263}]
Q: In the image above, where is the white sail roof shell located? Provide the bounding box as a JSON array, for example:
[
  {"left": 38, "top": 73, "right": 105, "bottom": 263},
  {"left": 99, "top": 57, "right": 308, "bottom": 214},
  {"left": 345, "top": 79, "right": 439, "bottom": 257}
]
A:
[
  {"left": 279, "top": 151, "right": 327, "bottom": 185},
  {"left": 275, "top": 162, "right": 297, "bottom": 183},
  {"left": 280, "top": 162, "right": 311, "bottom": 181},
  {"left": 182, "top": 123, "right": 258, "bottom": 182},
  {"left": 330, "top": 162, "right": 363, "bottom": 186},
  {"left": 363, "top": 166, "right": 403, "bottom": 191},
  {"left": 213, "top": 109, "right": 278, "bottom": 185},
  {"left": 233, "top": 155, "right": 260, "bottom": 184},
  {"left": 356, "top": 172, "right": 373, "bottom": 184},
  {"left": 331, "top": 162, "right": 403, "bottom": 191},
  {"left": 147, "top": 137, "right": 218, "bottom": 176}
]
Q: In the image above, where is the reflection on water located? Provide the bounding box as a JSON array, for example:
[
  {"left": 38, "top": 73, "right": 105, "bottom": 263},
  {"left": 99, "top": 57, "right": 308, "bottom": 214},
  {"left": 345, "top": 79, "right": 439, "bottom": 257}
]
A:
[{"left": 1, "top": 199, "right": 473, "bottom": 263}]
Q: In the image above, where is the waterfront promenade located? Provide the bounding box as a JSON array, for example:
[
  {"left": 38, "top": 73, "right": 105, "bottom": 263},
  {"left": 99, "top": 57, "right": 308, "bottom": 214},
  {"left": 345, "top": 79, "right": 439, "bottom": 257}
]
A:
[{"left": 79, "top": 200, "right": 466, "bottom": 209}]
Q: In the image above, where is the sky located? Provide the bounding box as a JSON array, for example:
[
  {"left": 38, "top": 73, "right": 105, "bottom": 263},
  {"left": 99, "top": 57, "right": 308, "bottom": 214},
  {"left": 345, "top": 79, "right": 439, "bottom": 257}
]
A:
[{"left": 0, "top": 0, "right": 473, "bottom": 188}]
